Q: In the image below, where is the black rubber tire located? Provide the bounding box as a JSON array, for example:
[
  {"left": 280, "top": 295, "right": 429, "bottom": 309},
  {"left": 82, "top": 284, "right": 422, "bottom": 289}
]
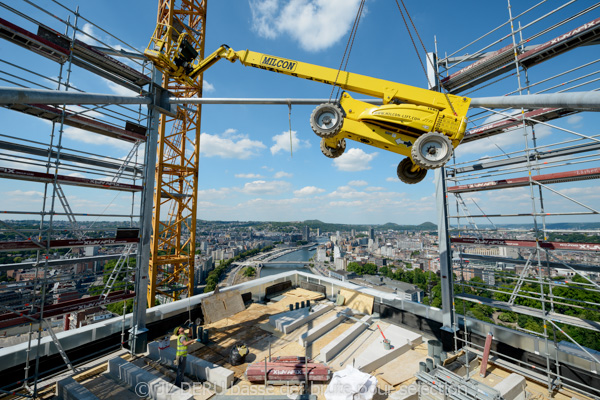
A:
[
  {"left": 397, "top": 157, "right": 427, "bottom": 184},
  {"left": 310, "top": 103, "right": 344, "bottom": 138},
  {"left": 320, "top": 138, "right": 346, "bottom": 158},
  {"left": 411, "top": 132, "right": 453, "bottom": 170}
]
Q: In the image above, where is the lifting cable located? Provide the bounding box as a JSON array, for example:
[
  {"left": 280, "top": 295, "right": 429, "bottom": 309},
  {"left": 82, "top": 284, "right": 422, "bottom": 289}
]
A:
[
  {"left": 329, "top": 0, "right": 367, "bottom": 103},
  {"left": 394, "top": 0, "right": 458, "bottom": 116},
  {"left": 288, "top": 100, "right": 293, "bottom": 157}
]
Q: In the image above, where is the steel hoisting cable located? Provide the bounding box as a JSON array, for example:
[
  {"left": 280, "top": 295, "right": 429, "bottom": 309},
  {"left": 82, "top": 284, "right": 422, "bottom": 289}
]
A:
[
  {"left": 394, "top": 0, "right": 458, "bottom": 116},
  {"left": 288, "top": 100, "right": 293, "bottom": 157},
  {"left": 329, "top": 0, "right": 367, "bottom": 103}
]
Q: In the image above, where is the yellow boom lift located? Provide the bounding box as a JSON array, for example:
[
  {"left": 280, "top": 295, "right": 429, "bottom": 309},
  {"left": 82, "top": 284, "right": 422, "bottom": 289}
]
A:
[{"left": 146, "top": 39, "right": 470, "bottom": 184}]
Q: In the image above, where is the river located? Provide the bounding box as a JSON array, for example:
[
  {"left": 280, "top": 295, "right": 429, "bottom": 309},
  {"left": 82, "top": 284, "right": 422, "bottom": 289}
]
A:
[{"left": 259, "top": 243, "right": 321, "bottom": 277}]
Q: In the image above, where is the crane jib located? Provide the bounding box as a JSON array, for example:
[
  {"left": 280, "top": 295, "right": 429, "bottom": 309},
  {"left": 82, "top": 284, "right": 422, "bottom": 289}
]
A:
[{"left": 260, "top": 55, "right": 298, "bottom": 72}]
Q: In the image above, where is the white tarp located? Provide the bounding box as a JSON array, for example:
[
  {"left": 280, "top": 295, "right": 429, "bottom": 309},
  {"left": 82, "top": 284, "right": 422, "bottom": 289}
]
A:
[{"left": 324, "top": 365, "right": 377, "bottom": 400}]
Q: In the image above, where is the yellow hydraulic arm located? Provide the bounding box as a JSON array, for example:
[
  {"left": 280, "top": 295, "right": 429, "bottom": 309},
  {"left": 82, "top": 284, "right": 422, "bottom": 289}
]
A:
[
  {"left": 190, "top": 45, "right": 469, "bottom": 116},
  {"left": 146, "top": 40, "right": 471, "bottom": 184}
]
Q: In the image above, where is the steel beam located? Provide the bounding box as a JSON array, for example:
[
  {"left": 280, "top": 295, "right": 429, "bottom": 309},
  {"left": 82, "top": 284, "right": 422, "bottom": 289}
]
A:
[
  {"left": 456, "top": 252, "right": 600, "bottom": 273},
  {"left": 131, "top": 68, "right": 162, "bottom": 355},
  {"left": 470, "top": 92, "right": 600, "bottom": 110},
  {"left": 0, "top": 290, "right": 134, "bottom": 329},
  {"left": 436, "top": 168, "right": 455, "bottom": 330},
  {"left": 448, "top": 167, "right": 600, "bottom": 193},
  {"left": 3, "top": 87, "right": 600, "bottom": 112},
  {"left": 0, "top": 166, "right": 142, "bottom": 192},
  {"left": 0, "top": 253, "right": 137, "bottom": 273},
  {"left": 0, "top": 237, "right": 139, "bottom": 252},
  {"left": 169, "top": 97, "right": 384, "bottom": 105},
  {"left": 449, "top": 142, "right": 600, "bottom": 175},
  {"left": 452, "top": 237, "right": 600, "bottom": 252},
  {"left": 0, "top": 87, "right": 151, "bottom": 105},
  {"left": 0, "top": 140, "right": 140, "bottom": 173}
]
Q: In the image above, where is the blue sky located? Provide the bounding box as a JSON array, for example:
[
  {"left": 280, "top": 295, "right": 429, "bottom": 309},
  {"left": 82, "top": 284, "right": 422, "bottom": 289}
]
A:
[{"left": 0, "top": 1, "right": 598, "bottom": 225}]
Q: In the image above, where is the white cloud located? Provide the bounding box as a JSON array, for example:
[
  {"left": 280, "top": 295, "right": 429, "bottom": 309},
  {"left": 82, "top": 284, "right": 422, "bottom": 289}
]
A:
[
  {"left": 249, "top": 0, "right": 365, "bottom": 52},
  {"left": 275, "top": 171, "right": 293, "bottom": 178},
  {"left": 62, "top": 127, "right": 132, "bottom": 150},
  {"left": 270, "top": 130, "right": 311, "bottom": 155},
  {"left": 197, "top": 188, "right": 232, "bottom": 199},
  {"left": 557, "top": 186, "right": 600, "bottom": 203},
  {"left": 567, "top": 115, "right": 583, "bottom": 127},
  {"left": 333, "top": 148, "right": 377, "bottom": 171},
  {"left": 200, "top": 130, "right": 266, "bottom": 159},
  {"left": 240, "top": 180, "right": 291, "bottom": 195},
  {"left": 104, "top": 79, "right": 140, "bottom": 96},
  {"left": 386, "top": 177, "right": 397, "bottom": 182},
  {"left": 328, "top": 187, "right": 365, "bottom": 199},
  {"left": 203, "top": 80, "right": 215, "bottom": 93},
  {"left": 235, "top": 173, "right": 263, "bottom": 179},
  {"left": 294, "top": 186, "right": 325, "bottom": 197},
  {"left": 329, "top": 200, "right": 364, "bottom": 207},
  {"left": 6, "top": 190, "right": 44, "bottom": 198},
  {"left": 457, "top": 124, "right": 552, "bottom": 157},
  {"left": 76, "top": 23, "right": 99, "bottom": 45},
  {"left": 348, "top": 180, "right": 368, "bottom": 186}
]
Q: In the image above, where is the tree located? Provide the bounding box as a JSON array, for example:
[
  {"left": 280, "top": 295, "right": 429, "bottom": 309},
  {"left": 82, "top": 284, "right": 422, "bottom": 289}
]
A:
[
  {"left": 106, "top": 299, "right": 133, "bottom": 315},
  {"left": 243, "top": 267, "right": 256, "bottom": 277}
]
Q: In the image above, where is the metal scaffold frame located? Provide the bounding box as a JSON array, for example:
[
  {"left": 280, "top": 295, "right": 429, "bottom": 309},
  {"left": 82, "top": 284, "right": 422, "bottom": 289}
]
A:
[
  {"left": 0, "top": 1, "right": 153, "bottom": 395},
  {"left": 434, "top": 1, "right": 600, "bottom": 398}
]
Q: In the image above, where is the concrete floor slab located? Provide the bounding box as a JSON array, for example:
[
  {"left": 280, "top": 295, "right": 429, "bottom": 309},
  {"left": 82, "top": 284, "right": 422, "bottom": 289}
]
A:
[
  {"left": 281, "top": 303, "right": 334, "bottom": 334},
  {"left": 354, "top": 324, "right": 424, "bottom": 373},
  {"left": 298, "top": 308, "right": 349, "bottom": 347},
  {"left": 317, "top": 315, "right": 372, "bottom": 363},
  {"left": 329, "top": 321, "right": 380, "bottom": 370},
  {"left": 268, "top": 308, "right": 309, "bottom": 332}
]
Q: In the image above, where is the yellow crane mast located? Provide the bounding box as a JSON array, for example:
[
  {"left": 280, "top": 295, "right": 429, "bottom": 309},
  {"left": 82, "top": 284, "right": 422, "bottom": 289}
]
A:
[{"left": 144, "top": 0, "right": 206, "bottom": 307}]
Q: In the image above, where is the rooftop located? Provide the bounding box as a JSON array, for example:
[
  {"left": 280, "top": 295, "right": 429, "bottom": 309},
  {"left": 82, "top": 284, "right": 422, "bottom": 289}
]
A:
[{"left": 3, "top": 271, "right": 596, "bottom": 399}]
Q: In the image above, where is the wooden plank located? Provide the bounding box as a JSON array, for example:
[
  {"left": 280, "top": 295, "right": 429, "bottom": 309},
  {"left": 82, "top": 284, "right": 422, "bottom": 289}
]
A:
[
  {"left": 373, "top": 349, "right": 427, "bottom": 386},
  {"left": 201, "top": 290, "right": 245, "bottom": 324},
  {"left": 339, "top": 288, "right": 374, "bottom": 315}
]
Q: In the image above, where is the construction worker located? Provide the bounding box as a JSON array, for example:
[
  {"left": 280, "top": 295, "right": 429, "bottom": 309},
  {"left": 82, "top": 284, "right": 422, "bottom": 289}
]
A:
[{"left": 174, "top": 325, "right": 195, "bottom": 388}]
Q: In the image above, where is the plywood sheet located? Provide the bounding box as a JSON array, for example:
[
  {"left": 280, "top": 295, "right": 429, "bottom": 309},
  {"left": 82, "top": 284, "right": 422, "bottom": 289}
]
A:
[
  {"left": 339, "top": 288, "right": 374, "bottom": 315},
  {"left": 374, "top": 349, "right": 427, "bottom": 387},
  {"left": 201, "top": 290, "right": 245, "bottom": 324}
]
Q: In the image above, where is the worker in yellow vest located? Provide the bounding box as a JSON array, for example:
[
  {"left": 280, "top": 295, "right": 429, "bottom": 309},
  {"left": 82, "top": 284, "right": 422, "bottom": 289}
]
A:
[{"left": 174, "top": 326, "right": 195, "bottom": 388}]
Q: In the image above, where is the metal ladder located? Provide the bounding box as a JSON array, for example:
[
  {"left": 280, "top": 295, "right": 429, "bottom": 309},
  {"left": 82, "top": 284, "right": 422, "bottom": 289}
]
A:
[
  {"left": 111, "top": 141, "right": 141, "bottom": 183},
  {"left": 508, "top": 252, "right": 534, "bottom": 305},
  {"left": 43, "top": 318, "right": 74, "bottom": 372},
  {"left": 55, "top": 183, "right": 84, "bottom": 239},
  {"left": 101, "top": 243, "right": 135, "bottom": 299},
  {"left": 455, "top": 193, "right": 480, "bottom": 232}
]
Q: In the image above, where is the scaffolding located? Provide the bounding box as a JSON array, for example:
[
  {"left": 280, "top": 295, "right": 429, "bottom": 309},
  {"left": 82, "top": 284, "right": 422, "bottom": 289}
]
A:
[
  {"left": 435, "top": 1, "right": 600, "bottom": 397},
  {"left": 0, "top": 0, "right": 599, "bottom": 398},
  {"left": 0, "top": 1, "right": 151, "bottom": 396}
]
